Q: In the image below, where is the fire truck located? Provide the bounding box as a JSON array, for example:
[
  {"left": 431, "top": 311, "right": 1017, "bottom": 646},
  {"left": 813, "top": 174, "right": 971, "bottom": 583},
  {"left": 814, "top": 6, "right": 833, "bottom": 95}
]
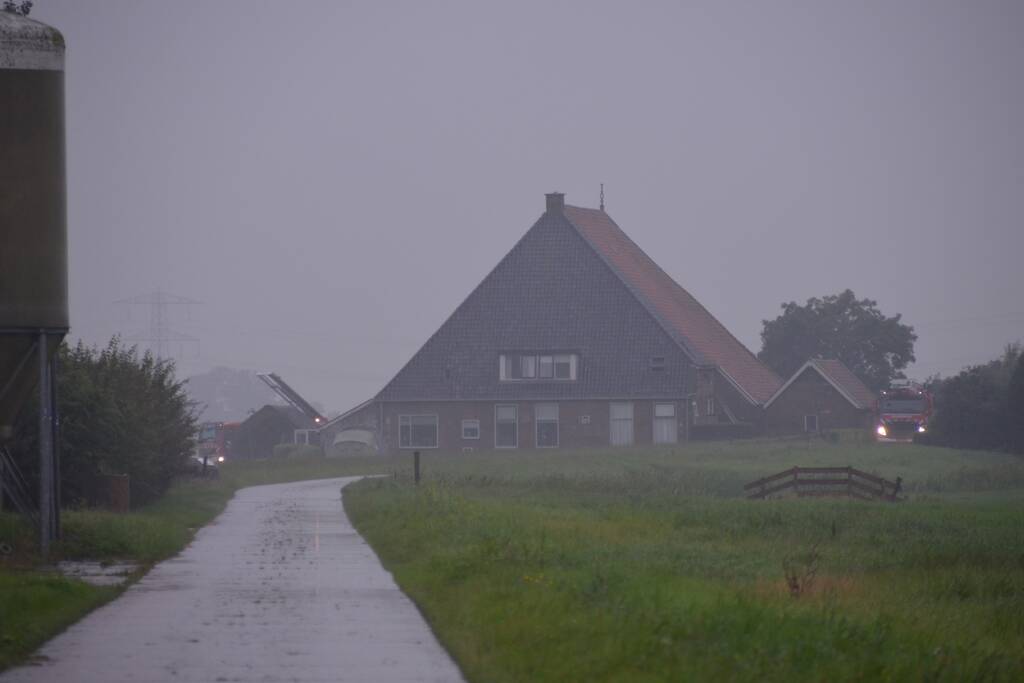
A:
[
  {"left": 196, "top": 421, "right": 240, "bottom": 464},
  {"left": 876, "top": 381, "right": 932, "bottom": 442}
]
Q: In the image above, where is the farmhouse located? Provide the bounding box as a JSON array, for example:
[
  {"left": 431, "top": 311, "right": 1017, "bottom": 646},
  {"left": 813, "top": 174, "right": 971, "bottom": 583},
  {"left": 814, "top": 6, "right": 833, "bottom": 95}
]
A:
[
  {"left": 763, "top": 358, "right": 877, "bottom": 435},
  {"left": 322, "top": 192, "right": 787, "bottom": 454}
]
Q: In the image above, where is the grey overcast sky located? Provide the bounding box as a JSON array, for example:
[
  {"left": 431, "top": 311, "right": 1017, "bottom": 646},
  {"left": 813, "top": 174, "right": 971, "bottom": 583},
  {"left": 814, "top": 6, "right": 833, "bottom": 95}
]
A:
[{"left": 32, "top": 0, "right": 1024, "bottom": 415}]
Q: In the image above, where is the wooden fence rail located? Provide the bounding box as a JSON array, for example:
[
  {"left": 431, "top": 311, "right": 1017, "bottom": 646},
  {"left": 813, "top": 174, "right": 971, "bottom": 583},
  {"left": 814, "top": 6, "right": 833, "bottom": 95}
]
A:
[{"left": 744, "top": 466, "right": 902, "bottom": 502}]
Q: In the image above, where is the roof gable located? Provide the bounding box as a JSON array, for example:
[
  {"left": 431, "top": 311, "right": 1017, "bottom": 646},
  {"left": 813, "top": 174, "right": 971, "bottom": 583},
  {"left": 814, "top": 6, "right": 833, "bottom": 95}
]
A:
[
  {"left": 248, "top": 404, "right": 316, "bottom": 429},
  {"left": 764, "top": 358, "right": 877, "bottom": 410},
  {"left": 375, "top": 208, "right": 691, "bottom": 401},
  {"left": 562, "top": 205, "right": 782, "bottom": 405},
  {"left": 322, "top": 397, "right": 375, "bottom": 430}
]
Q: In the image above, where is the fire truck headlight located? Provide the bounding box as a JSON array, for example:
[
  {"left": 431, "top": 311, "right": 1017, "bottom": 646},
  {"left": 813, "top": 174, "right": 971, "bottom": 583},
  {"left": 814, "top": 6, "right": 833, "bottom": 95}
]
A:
[
  {"left": 917, "top": 425, "right": 926, "bottom": 433},
  {"left": 217, "top": 456, "right": 225, "bottom": 463},
  {"left": 876, "top": 425, "right": 888, "bottom": 437}
]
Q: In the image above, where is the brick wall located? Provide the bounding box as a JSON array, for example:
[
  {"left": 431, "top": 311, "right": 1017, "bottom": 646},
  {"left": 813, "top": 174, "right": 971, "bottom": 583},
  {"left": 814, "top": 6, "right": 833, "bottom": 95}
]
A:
[
  {"left": 368, "top": 399, "right": 689, "bottom": 453},
  {"left": 690, "top": 367, "right": 762, "bottom": 430}
]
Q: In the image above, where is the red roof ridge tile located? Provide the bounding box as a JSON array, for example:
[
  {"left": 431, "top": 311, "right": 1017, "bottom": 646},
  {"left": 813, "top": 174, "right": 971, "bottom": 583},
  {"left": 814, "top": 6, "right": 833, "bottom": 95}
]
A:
[{"left": 562, "top": 204, "right": 782, "bottom": 405}]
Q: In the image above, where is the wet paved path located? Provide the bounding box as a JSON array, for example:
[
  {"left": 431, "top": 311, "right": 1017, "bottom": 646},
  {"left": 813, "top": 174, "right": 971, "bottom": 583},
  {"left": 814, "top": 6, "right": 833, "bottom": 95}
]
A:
[{"left": 3, "top": 478, "right": 465, "bottom": 683}]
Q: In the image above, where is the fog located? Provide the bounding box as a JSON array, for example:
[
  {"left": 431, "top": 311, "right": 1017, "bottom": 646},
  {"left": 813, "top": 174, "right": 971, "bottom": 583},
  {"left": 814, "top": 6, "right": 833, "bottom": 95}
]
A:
[{"left": 32, "top": 0, "right": 1024, "bottom": 415}]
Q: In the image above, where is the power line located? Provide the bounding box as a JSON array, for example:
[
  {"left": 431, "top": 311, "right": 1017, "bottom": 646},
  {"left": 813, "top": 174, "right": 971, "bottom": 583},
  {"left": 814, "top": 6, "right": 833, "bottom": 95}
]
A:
[{"left": 115, "top": 289, "right": 202, "bottom": 360}]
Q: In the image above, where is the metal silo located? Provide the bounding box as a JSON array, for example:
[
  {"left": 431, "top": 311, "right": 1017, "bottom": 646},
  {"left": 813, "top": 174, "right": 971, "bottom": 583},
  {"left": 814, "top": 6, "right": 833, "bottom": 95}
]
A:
[{"left": 0, "top": 10, "right": 67, "bottom": 551}]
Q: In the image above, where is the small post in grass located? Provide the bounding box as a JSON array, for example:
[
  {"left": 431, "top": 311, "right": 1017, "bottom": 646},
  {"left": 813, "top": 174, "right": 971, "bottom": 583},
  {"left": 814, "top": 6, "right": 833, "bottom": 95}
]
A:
[{"left": 414, "top": 450, "right": 421, "bottom": 484}]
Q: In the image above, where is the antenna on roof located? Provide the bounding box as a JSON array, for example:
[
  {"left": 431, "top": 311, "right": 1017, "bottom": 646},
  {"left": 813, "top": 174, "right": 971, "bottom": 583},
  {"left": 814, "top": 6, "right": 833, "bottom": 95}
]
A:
[{"left": 600, "top": 183, "right": 605, "bottom": 211}]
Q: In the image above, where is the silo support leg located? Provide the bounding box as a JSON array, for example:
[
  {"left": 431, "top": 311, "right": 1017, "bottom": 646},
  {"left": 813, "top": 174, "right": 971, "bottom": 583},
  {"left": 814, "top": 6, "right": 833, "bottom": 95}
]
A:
[{"left": 38, "top": 331, "right": 55, "bottom": 554}]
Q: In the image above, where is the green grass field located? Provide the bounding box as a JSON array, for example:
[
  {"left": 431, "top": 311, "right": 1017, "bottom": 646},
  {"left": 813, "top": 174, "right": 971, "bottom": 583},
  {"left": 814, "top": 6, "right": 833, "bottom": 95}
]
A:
[
  {"left": 2, "top": 438, "right": 1022, "bottom": 678},
  {"left": 343, "top": 436, "right": 1024, "bottom": 681}
]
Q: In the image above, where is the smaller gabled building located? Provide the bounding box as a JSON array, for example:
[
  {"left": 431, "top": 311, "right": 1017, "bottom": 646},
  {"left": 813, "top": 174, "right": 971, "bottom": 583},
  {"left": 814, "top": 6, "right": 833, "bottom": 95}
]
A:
[
  {"left": 234, "top": 405, "right": 319, "bottom": 459},
  {"left": 763, "top": 359, "right": 877, "bottom": 435}
]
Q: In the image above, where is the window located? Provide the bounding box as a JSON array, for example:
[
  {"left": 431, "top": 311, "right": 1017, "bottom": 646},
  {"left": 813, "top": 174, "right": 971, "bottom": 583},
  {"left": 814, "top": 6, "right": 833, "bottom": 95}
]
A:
[
  {"left": 653, "top": 403, "right": 677, "bottom": 444},
  {"left": 535, "top": 403, "right": 559, "bottom": 448},
  {"left": 293, "top": 429, "right": 317, "bottom": 445},
  {"left": 804, "top": 414, "right": 819, "bottom": 433},
  {"left": 499, "top": 354, "right": 577, "bottom": 381},
  {"left": 610, "top": 402, "right": 634, "bottom": 446},
  {"left": 650, "top": 356, "right": 666, "bottom": 372},
  {"left": 495, "top": 405, "right": 518, "bottom": 448},
  {"left": 461, "top": 419, "right": 480, "bottom": 440},
  {"left": 399, "top": 415, "right": 438, "bottom": 448},
  {"left": 706, "top": 398, "right": 716, "bottom": 417}
]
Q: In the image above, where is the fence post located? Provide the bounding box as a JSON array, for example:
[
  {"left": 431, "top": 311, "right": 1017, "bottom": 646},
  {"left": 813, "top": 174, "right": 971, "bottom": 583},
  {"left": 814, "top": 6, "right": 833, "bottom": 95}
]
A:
[{"left": 414, "top": 450, "right": 420, "bottom": 485}]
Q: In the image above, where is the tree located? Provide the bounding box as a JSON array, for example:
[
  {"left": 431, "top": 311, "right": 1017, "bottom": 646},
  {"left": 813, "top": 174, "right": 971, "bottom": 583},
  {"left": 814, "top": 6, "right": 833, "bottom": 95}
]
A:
[
  {"left": 926, "top": 344, "right": 1020, "bottom": 453},
  {"left": 1005, "top": 352, "right": 1024, "bottom": 454},
  {"left": 9, "top": 338, "right": 197, "bottom": 508},
  {"left": 758, "top": 289, "right": 916, "bottom": 392},
  {"left": 2, "top": 1, "right": 33, "bottom": 16}
]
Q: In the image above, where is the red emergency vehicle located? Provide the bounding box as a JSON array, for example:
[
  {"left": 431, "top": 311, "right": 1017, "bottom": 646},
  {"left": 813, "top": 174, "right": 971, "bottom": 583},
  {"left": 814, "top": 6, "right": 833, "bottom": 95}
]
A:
[
  {"left": 876, "top": 381, "right": 932, "bottom": 442},
  {"left": 196, "top": 421, "right": 240, "bottom": 462}
]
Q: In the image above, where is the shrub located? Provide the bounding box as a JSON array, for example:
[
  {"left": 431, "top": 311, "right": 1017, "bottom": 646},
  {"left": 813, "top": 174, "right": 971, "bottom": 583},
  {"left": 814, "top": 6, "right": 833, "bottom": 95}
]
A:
[
  {"left": 8, "top": 338, "right": 197, "bottom": 508},
  {"left": 927, "top": 344, "right": 1020, "bottom": 452}
]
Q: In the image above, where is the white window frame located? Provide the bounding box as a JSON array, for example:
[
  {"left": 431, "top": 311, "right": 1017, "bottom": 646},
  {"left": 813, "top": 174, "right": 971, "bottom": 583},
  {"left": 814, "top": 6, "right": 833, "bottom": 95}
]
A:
[
  {"left": 461, "top": 419, "right": 480, "bottom": 440},
  {"left": 653, "top": 403, "right": 677, "bottom": 444},
  {"left": 499, "top": 353, "right": 577, "bottom": 381},
  {"left": 610, "top": 402, "right": 634, "bottom": 446},
  {"left": 399, "top": 414, "right": 439, "bottom": 449},
  {"left": 804, "top": 414, "right": 819, "bottom": 433},
  {"left": 495, "top": 404, "right": 518, "bottom": 449},
  {"left": 553, "top": 354, "right": 573, "bottom": 379},
  {"left": 293, "top": 429, "right": 317, "bottom": 445},
  {"left": 535, "top": 403, "right": 559, "bottom": 448}
]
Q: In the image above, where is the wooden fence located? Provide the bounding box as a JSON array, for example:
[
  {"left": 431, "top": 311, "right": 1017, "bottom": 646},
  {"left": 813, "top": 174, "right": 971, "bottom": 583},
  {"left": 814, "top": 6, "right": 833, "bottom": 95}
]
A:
[{"left": 744, "top": 466, "right": 902, "bottom": 502}]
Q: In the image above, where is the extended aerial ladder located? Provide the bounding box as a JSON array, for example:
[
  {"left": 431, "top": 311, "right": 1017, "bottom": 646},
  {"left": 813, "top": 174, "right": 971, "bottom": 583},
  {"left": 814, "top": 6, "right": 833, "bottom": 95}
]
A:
[{"left": 256, "top": 372, "right": 325, "bottom": 425}]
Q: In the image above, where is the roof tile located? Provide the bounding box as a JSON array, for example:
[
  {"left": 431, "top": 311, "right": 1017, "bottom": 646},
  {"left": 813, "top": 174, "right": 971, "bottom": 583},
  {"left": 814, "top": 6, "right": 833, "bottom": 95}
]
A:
[
  {"left": 810, "top": 359, "right": 877, "bottom": 410},
  {"left": 563, "top": 205, "right": 782, "bottom": 404}
]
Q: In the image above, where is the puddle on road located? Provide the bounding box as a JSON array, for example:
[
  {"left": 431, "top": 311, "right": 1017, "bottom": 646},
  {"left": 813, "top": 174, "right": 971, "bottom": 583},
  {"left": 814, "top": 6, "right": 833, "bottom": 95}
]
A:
[{"left": 52, "top": 561, "right": 141, "bottom": 586}]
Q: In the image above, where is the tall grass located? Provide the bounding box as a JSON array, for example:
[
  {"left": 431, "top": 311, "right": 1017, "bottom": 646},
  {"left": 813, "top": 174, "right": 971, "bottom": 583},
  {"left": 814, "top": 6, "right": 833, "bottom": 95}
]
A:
[
  {"left": 0, "top": 572, "right": 117, "bottom": 670},
  {"left": 345, "top": 439, "right": 1024, "bottom": 681}
]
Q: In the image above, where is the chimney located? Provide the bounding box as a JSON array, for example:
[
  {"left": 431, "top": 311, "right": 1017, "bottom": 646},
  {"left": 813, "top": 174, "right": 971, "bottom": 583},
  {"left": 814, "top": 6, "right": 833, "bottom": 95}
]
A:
[{"left": 545, "top": 192, "right": 565, "bottom": 213}]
